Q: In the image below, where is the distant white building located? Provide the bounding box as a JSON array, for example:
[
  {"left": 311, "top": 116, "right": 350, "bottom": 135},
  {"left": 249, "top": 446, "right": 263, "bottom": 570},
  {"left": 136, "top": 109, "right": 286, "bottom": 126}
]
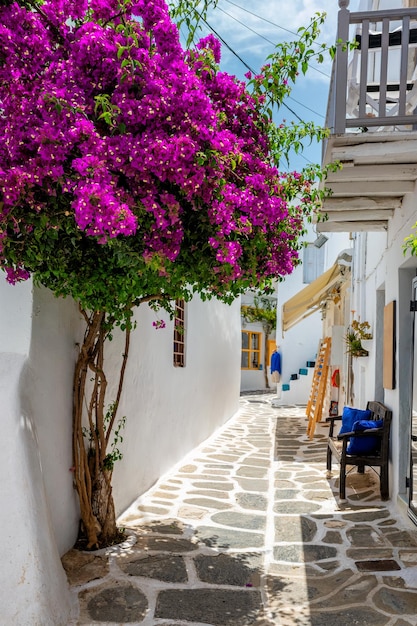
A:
[{"left": 240, "top": 224, "right": 351, "bottom": 405}]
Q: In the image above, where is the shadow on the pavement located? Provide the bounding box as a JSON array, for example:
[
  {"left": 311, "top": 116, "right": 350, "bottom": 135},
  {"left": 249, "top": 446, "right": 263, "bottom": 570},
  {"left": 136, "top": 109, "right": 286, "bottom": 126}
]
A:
[{"left": 271, "top": 410, "right": 417, "bottom": 626}]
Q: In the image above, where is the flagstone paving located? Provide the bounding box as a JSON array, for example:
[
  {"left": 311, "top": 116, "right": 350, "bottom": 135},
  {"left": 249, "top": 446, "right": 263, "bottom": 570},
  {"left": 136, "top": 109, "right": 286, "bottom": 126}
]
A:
[{"left": 64, "top": 396, "right": 417, "bottom": 625}]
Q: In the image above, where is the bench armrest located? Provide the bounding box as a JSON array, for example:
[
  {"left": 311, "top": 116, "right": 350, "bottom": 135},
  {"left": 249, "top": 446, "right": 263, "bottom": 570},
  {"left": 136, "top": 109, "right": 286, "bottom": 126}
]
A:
[
  {"left": 325, "top": 415, "right": 342, "bottom": 437},
  {"left": 337, "top": 428, "right": 383, "bottom": 440},
  {"left": 325, "top": 415, "right": 342, "bottom": 422}
]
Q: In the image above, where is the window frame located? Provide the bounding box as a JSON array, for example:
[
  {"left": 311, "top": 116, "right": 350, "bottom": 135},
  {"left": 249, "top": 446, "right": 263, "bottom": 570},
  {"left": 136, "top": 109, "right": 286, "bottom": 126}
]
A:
[
  {"left": 173, "top": 298, "right": 186, "bottom": 367},
  {"left": 303, "top": 242, "right": 325, "bottom": 284},
  {"left": 241, "top": 330, "right": 262, "bottom": 370}
]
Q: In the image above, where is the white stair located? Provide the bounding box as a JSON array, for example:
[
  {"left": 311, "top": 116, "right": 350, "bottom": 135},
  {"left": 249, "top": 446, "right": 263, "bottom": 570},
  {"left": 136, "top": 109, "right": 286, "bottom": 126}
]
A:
[{"left": 272, "top": 365, "right": 315, "bottom": 406}]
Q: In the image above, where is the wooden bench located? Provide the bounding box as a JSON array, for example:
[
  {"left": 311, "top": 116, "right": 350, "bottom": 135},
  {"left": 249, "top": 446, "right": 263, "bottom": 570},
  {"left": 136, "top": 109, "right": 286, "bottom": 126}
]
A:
[{"left": 326, "top": 401, "right": 392, "bottom": 501}]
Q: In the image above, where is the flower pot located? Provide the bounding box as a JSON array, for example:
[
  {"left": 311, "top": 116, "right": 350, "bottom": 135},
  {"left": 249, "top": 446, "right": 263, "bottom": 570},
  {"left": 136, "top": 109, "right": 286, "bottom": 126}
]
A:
[
  {"left": 350, "top": 351, "right": 369, "bottom": 357},
  {"left": 347, "top": 342, "right": 369, "bottom": 357},
  {"left": 361, "top": 339, "right": 373, "bottom": 352}
]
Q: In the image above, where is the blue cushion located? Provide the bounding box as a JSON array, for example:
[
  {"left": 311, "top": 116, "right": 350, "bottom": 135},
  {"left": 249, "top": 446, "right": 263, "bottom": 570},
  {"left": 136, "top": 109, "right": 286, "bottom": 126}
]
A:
[
  {"left": 346, "top": 419, "right": 384, "bottom": 455},
  {"left": 339, "top": 407, "right": 372, "bottom": 435},
  {"left": 353, "top": 419, "right": 384, "bottom": 432}
]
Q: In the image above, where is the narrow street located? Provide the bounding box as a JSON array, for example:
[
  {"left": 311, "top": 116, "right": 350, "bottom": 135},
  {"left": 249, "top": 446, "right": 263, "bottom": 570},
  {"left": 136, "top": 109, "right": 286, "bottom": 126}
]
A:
[{"left": 64, "top": 396, "right": 417, "bottom": 625}]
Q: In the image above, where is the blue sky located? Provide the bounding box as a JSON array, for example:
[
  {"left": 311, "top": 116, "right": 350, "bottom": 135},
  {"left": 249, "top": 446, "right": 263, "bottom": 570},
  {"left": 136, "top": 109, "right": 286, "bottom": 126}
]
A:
[{"left": 177, "top": 0, "right": 360, "bottom": 172}]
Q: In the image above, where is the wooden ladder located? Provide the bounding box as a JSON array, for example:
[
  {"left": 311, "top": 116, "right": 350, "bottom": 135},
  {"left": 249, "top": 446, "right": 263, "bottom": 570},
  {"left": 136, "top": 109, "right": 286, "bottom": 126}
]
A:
[{"left": 306, "top": 337, "right": 332, "bottom": 439}]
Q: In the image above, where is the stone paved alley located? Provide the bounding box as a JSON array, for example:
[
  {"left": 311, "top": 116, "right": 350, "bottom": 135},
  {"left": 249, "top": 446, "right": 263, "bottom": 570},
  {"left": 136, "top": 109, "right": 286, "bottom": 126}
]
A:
[{"left": 64, "top": 396, "right": 417, "bottom": 625}]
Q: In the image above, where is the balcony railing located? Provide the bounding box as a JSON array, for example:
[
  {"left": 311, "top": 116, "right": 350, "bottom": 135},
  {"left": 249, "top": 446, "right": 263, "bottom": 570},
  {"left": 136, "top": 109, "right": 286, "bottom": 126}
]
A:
[{"left": 327, "top": 0, "right": 417, "bottom": 134}]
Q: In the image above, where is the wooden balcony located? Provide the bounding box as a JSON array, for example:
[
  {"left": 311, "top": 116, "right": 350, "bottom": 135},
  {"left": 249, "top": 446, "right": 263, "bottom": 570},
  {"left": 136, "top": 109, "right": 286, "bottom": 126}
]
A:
[{"left": 319, "top": 1, "right": 417, "bottom": 233}]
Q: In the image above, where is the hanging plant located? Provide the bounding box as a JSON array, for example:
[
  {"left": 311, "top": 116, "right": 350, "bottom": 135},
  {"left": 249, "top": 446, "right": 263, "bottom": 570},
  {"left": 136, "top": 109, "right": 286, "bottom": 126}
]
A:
[{"left": 345, "top": 319, "right": 373, "bottom": 357}]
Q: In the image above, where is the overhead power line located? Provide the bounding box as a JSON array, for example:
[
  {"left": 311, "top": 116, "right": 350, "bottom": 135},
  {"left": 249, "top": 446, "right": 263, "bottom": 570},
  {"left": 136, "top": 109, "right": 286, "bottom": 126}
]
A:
[
  {"left": 174, "top": 1, "right": 326, "bottom": 163},
  {"left": 224, "top": 0, "right": 301, "bottom": 38},
  {"left": 216, "top": 4, "right": 331, "bottom": 80},
  {"left": 223, "top": 0, "right": 328, "bottom": 48},
  {"left": 195, "top": 8, "right": 328, "bottom": 122},
  {"left": 197, "top": 11, "right": 305, "bottom": 121}
]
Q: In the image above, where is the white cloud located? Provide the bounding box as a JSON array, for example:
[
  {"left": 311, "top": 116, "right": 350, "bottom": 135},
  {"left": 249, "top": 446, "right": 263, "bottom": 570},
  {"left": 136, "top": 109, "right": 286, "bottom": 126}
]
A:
[
  {"left": 200, "top": 0, "right": 342, "bottom": 83},
  {"left": 175, "top": 0, "right": 362, "bottom": 168},
  {"left": 213, "top": 0, "right": 338, "bottom": 44}
]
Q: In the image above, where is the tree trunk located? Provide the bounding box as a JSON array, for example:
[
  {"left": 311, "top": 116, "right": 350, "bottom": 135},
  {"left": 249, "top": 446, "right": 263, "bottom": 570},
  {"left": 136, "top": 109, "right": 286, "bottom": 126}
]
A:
[
  {"left": 72, "top": 309, "right": 130, "bottom": 549},
  {"left": 91, "top": 467, "right": 117, "bottom": 545}
]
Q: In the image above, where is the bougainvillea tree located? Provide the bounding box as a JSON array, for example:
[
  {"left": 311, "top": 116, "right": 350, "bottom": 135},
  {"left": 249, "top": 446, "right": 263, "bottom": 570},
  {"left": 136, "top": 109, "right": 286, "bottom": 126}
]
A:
[{"left": 0, "top": 0, "right": 329, "bottom": 548}]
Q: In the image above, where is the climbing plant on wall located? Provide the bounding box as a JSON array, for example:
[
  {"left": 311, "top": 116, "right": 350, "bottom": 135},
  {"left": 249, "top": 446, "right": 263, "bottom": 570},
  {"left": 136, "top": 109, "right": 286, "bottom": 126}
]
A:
[{"left": 0, "top": 0, "right": 331, "bottom": 548}]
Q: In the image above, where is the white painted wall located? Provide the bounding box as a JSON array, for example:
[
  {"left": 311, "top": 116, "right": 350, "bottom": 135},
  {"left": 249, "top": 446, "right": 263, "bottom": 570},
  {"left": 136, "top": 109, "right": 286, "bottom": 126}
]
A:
[
  {"left": 26, "top": 286, "right": 83, "bottom": 554},
  {"left": 0, "top": 279, "right": 74, "bottom": 625},
  {"left": 24, "top": 287, "right": 240, "bottom": 542},
  {"left": 0, "top": 278, "right": 33, "bottom": 354},
  {"left": 277, "top": 304, "right": 322, "bottom": 387},
  {"left": 111, "top": 296, "right": 241, "bottom": 513},
  {"left": 347, "top": 186, "right": 417, "bottom": 507}
]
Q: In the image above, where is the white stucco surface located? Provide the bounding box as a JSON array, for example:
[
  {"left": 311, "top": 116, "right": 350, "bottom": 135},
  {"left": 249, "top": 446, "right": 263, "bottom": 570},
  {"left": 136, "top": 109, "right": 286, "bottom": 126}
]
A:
[
  {"left": 111, "top": 296, "right": 241, "bottom": 514},
  {"left": 0, "top": 277, "right": 33, "bottom": 353},
  {"left": 0, "top": 277, "right": 74, "bottom": 625},
  {"left": 26, "top": 286, "right": 83, "bottom": 555}
]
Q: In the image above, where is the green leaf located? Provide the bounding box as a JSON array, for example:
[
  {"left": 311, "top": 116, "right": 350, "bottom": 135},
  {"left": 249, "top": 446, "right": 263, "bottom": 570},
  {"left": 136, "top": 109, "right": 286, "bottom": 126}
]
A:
[{"left": 117, "top": 45, "right": 126, "bottom": 59}]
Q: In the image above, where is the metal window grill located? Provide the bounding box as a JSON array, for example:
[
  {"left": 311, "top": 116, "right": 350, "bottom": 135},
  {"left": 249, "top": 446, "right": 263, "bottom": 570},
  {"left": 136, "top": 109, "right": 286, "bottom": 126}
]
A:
[{"left": 173, "top": 299, "right": 185, "bottom": 367}]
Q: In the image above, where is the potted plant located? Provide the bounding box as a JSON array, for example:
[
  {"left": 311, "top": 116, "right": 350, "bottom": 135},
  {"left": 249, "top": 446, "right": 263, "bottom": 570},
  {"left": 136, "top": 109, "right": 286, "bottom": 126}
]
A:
[{"left": 345, "top": 319, "right": 373, "bottom": 357}]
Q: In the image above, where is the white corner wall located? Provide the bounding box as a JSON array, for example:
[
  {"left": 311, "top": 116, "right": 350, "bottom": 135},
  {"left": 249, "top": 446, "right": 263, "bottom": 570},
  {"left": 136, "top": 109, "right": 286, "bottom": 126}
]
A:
[
  {"left": 26, "top": 286, "right": 83, "bottom": 555},
  {"left": 0, "top": 277, "right": 33, "bottom": 354},
  {"left": 0, "top": 279, "right": 74, "bottom": 625}
]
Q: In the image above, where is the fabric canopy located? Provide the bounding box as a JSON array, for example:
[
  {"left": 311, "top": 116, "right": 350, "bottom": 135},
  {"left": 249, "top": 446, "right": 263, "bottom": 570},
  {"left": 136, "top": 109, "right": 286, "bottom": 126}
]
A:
[{"left": 282, "top": 261, "right": 348, "bottom": 333}]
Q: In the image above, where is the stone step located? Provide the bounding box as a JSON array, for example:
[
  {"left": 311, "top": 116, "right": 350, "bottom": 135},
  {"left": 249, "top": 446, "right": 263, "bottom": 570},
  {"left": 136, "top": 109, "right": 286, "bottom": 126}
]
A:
[{"left": 280, "top": 366, "right": 314, "bottom": 404}]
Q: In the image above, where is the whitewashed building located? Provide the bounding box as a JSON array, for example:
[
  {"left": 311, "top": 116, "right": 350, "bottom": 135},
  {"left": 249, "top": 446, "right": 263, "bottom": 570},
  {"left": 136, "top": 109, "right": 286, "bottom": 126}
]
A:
[{"left": 317, "top": 0, "right": 417, "bottom": 525}]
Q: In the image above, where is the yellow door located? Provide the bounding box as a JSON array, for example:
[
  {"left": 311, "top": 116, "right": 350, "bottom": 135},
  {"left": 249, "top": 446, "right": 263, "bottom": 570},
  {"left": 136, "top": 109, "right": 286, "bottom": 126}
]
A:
[{"left": 267, "top": 339, "right": 277, "bottom": 368}]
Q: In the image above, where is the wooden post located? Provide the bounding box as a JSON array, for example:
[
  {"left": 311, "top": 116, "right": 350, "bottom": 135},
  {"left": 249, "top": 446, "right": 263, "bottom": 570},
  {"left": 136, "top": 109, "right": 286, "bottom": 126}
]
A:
[{"left": 334, "top": 0, "right": 350, "bottom": 134}]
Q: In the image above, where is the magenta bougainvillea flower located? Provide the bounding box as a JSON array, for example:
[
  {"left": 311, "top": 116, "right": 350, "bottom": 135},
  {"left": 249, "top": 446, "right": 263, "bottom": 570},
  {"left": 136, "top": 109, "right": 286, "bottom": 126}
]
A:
[{"left": 0, "top": 0, "right": 318, "bottom": 313}]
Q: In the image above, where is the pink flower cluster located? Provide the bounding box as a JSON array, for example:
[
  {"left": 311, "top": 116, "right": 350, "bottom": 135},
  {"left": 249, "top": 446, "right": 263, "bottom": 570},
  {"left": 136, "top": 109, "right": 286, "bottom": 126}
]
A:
[
  {"left": 4, "top": 265, "right": 31, "bottom": 285},
  {"left": 152, "top": 319, "right": 166, "bottom": 330},
  {"left": 0, "top": 0, "right": 315, "bottom": 291}
]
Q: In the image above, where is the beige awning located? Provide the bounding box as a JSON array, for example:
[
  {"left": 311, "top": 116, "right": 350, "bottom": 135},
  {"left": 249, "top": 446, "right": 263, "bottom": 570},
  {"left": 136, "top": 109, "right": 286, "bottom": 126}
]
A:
[{"left": 282, "top": 257, "right": 350, "bottom": 332}]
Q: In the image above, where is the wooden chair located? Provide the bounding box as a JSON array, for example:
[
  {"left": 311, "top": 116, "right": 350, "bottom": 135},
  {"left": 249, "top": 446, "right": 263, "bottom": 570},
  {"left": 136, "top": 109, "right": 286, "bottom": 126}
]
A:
[{"left": 326, "top": 401, "right": 392, "bottom": 501}]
